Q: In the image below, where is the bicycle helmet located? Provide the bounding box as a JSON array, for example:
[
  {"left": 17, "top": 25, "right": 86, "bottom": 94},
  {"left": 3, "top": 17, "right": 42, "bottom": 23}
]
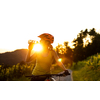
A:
[{"left": 38, "top": 33, "right": 54, "bottom": 43}]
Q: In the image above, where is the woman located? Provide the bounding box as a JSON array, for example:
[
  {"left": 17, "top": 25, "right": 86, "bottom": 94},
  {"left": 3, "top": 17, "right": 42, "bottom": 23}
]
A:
[{"left": 26, "top": 33, "right": 70, "bottom": 81}]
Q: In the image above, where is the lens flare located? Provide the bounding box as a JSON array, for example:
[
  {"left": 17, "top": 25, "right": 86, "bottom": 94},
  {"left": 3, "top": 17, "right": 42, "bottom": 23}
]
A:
[
  {"left": 58, "top": 58, "right": 62, "bottom": 62},
  {"left": 33, "top": 44, "right": 43, "bottom": 52}
]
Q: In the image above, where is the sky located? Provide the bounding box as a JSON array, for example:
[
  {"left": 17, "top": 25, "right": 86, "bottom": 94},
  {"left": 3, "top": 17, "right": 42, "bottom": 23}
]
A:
[{"left": 0, "top": 0, "right": 100, "bottom": 53}]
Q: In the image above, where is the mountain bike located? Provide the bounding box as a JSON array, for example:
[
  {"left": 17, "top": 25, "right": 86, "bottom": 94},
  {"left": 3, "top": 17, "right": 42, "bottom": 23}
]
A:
[{"left": 26, "top": 71, "right": 70, "bottom": 81}]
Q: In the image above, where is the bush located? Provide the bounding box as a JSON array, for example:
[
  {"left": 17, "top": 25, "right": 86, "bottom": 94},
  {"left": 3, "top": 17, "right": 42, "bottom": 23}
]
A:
[
  {"left": 0, "top": 63, "right": 35, "bottom": 81},
  {"left": 71, "top": 54, "right": 100, "bottom": 81}
]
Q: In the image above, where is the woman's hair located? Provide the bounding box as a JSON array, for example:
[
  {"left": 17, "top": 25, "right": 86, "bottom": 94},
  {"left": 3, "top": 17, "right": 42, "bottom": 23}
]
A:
[
  {"left": 48, "top": 44, "right": 53, "bottom": 50},
  {"left": 45, "top": 40, "right": 53, "bottom": 50}
]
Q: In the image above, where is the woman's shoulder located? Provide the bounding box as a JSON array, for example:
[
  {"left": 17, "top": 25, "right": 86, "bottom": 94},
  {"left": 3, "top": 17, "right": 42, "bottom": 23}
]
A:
[
  {"left": 51, "top": 49, "right": 59, "bottom": 60},
  {"left": 51, "top": 49, "right": 57, "bottom": 55}
]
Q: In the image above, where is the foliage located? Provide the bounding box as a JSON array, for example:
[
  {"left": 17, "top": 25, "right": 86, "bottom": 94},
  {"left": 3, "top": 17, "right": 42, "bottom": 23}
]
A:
[
  {"left": 71, "top": 53, "right": 100, "bottom": 81},
  {"left": 55, "top": 42, "right": 73, "bottom": 65},
  {"left": 0, "top": 63, "right": 35, "bottom": 81},
  {"left": 55, "top": 28, "right": 100, "bottom": 66},
  {"left": 73, "top": 28, "right": 100, "bottom": 62}
]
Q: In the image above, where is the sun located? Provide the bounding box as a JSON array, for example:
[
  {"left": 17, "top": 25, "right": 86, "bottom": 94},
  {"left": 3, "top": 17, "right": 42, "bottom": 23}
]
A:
[{"left": 33, "top": 44, "right": 43, "bottom": 52}]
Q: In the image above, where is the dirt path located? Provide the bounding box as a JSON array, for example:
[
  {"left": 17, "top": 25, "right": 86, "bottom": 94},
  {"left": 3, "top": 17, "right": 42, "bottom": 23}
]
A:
[{"left": 53, "top": 69, "right": 73, "bottom": 81}]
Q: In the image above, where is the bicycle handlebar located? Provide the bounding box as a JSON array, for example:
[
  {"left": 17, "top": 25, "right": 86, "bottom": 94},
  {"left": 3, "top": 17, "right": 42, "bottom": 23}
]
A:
[{"left": 26, "top": 72, "right": 70, "bottom": 77}]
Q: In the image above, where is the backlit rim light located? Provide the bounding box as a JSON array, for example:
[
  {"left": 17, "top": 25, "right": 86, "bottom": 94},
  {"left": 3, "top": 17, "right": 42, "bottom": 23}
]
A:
[{"left": 33, "top": 44, "right": 43, "bottom": 52}]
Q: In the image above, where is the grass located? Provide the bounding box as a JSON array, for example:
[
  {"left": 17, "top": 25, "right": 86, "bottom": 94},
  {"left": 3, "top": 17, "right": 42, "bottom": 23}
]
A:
[
  {"left": 71, "top": 53, "right": 100, "bottom": 81},
  {"left": 12, "top": 75, "right": 30, "bottom": 81}
]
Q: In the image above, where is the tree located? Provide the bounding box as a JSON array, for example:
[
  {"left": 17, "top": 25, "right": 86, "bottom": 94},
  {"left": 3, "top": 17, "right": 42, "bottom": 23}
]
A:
[
  {"left": 73, "top": 28, "right": 100, "bottom": 62},
  {"left": 64, "top": 41, "right": 73, "bottom": 61},
  {"left": 72, "top": 30, "right": 84, "bottom": 62},
  {"left": 55, "top": 43, "right": 65, "bottom": 54},
  {"left": 55, "top": 42, "right": 73, "bottom": 65}
]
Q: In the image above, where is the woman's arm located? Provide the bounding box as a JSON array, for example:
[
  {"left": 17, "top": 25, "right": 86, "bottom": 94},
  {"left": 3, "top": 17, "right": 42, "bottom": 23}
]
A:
[
  {"left": 25, "top": 50, "right": 37, "bottom": 63},
  {"left": 52, "top": 50, "right": 67, "bottom": 71},
  {"left": 25, "top": 42, "right": 37, "bottom": 63}
]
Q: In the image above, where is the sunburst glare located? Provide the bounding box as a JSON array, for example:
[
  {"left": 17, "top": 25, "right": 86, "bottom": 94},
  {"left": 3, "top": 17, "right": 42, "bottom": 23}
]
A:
[{"left": 33, "top": 44, "right": 43, "bottom": 52}]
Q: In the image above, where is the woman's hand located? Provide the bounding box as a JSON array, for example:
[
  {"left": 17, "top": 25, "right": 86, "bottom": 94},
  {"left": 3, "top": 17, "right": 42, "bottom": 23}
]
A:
[
  {"left": 28, "top": 43, "right": 34, "bottom": 51},
  {"left": 28, "top": 40, "right": 35, "bottom": 51},
  {"left": 26, "top": 40, "right": 36, "bottom": 62},
  {"left": 64, "top": 70, "right": 70, "bottom": 75}
]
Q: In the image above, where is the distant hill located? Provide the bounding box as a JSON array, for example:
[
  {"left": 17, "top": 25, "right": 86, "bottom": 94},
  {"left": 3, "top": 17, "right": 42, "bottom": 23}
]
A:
[
  {"left": 0, "top": 49, "right": 73, "bottom": 66},
  {"left": 0, "top": 49, "right": 28, "bottom": 65}
]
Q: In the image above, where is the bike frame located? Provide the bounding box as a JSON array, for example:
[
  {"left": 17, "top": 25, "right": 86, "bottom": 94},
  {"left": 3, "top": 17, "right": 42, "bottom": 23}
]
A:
[
  {"left": 45, "top": 77, "right": 57, "bottom": 81},
  {"left": 26, "top": 72, "right": 68, "bottom": 81}
]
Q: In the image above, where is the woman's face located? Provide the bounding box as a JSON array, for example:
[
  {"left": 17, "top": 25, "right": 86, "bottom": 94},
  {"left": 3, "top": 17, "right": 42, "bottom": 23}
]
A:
[
  {"left": 40, "top": 39, "right": 45, "bottom": 44},
  {"left": 40, "top": 39, "right": 50, "bottom": 47}
]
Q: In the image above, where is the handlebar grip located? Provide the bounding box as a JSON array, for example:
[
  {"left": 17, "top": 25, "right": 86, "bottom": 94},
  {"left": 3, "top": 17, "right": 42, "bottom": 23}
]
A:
[{"left": 64, "top": 70, "right": 70, "bottom": 75}]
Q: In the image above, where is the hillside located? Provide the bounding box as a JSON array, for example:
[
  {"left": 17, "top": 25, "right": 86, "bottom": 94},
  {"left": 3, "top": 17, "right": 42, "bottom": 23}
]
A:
[
  {"left": 71, "top": 53, "right": 100, "bottom": 81},
  {"left": 0, "top": 49, "right": 28, "bottom": 65}
]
